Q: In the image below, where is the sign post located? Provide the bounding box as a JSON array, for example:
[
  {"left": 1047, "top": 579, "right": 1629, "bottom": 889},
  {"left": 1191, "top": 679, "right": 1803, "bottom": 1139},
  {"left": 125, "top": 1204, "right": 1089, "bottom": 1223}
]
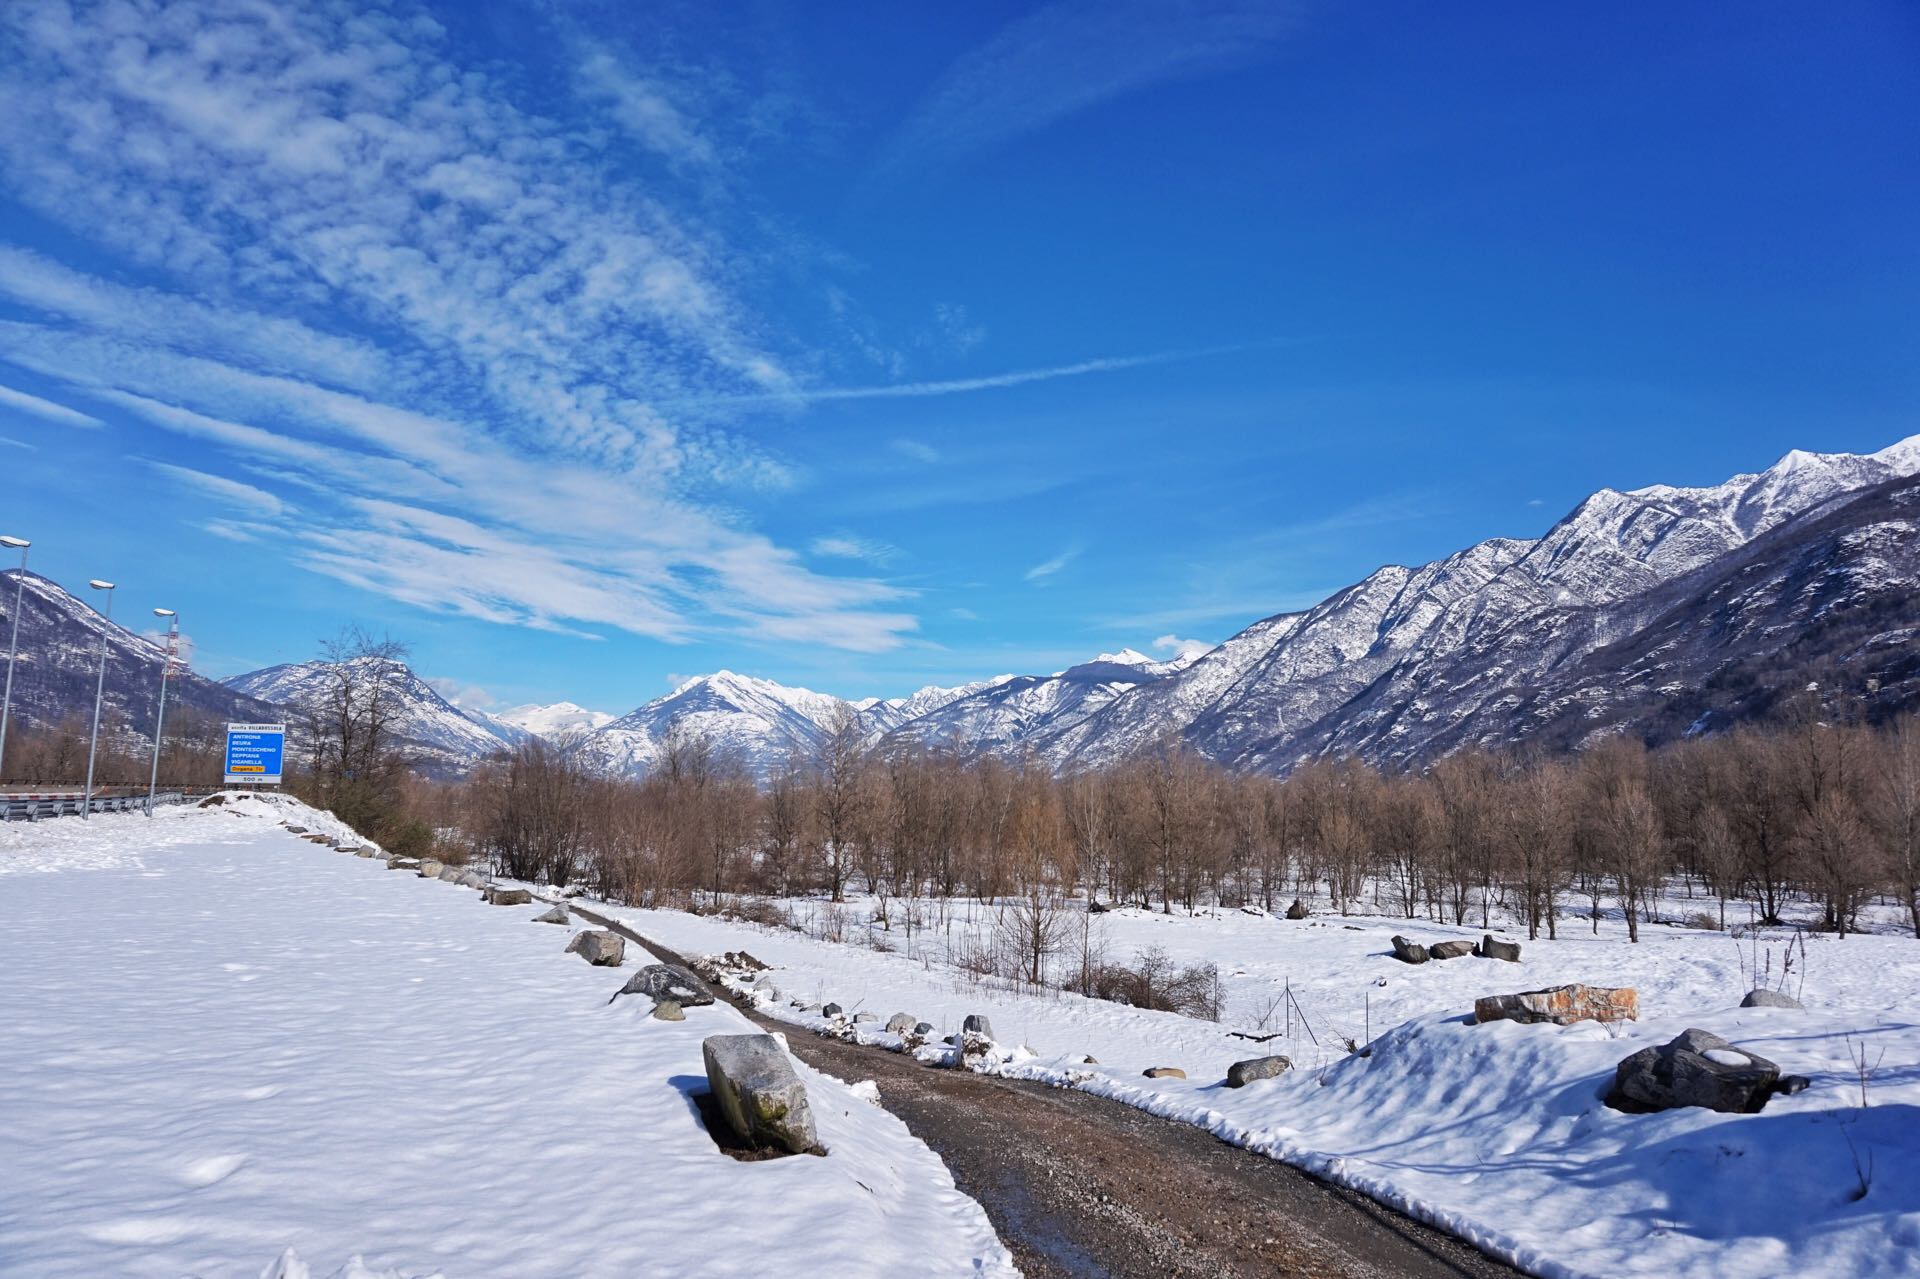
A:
[{"left": 224, "top": 723, "right": 286, "bottom": 788}]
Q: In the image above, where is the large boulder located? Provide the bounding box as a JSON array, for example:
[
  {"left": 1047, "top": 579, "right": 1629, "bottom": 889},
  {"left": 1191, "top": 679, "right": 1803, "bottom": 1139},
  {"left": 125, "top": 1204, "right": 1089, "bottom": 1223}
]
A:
[
  {"left": 1226, "top": 1055, "right": 1293, "bottom": 1087},
  {"left": 611, "top": 963, "right": 713, "bottom": 1008},
  {"left": 483, "top": 885, "right": 532, "bottom": 906},
  {"left": 885, "top": 1013, "right": 917, "bottom": 1034},
  {"left": 1428, "top": 940, "right": 1475, "bottom": 960},
  {"left": 1474, "top": 984, "right": 1638, "bottom": 1026},
  {"left": 416, "top": 858, "right": 444, "bottom": 878},
  {"left": 458, "top": 871, "right": 488, "bottom": 889},
  {"left": 566, "top": 930, "right": 626, "bottom": 966},
  {"left": 1477, "top": 934, "right": 1522, "bottom": 963},
  {"left": 1741, "top": 988, "right": 1804, "bottom": 1010},
  {"left": 1607, "top": 1029, "right": 1782, "bottom": 1114},
  {"left": 821, "top": 1002, "right": 844, "bottom": 1018},
  {"left": 913, "top": 1021, "right": 935, "bottom": 1037},
  {"left": 1285, "top": 899, "right": 1309, "bottom": 920},
  {"left": 1390, "top": 935, "right": 1429, "bottom": 965},
  {"left": 533, "top": 904, "right": 571, "bottom": 925},
  {"left": 962, "top": 1013, "right": 995, "bottom": 1037},
  {"left": 386, "top": 857, "right": 421, "bottom": 871},
  {"left": 437, "top": 865, "right": 465, "bottom": 883},
  {"left": 852, "top": 1011, "right": 879, "bottom": 1025},
  {"left": 652, "top": 999, "right": 685, "bottom": 1022},
  {"left": 702, "top": 1034, "right": 819, "bottom": 1155},
  {"left": 354, "top": 847, "right": 379, "bottom": 859}
]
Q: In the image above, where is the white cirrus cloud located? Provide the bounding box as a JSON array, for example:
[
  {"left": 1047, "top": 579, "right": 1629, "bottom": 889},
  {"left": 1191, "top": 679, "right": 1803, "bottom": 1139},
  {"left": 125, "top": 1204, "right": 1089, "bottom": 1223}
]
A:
[
  {"left": 869, "top": 0, "right": 1303, "bottom": 188},
  {"left": 140, "top": 458, "right": 289, "bottom": 518},
  {"left": 0, "top": 0, "right": 916, "bottom": 653},
  {"left": 1024, "top": 545, "right": 1081, "bottom": 583},
  {"left": 0, "top": 380, "right": 102, "bottom": 428}
]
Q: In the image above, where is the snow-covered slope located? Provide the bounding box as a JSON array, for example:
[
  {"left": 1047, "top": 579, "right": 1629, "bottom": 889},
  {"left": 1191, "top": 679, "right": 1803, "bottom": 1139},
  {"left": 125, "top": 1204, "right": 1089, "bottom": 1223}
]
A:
[{"left": 224, "top": 657, "right": 525, "bottom": 771}]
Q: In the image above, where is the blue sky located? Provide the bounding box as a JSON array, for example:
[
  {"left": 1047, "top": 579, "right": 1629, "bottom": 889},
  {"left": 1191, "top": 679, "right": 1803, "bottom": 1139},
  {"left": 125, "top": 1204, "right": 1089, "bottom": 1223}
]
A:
[{"left": 1, "top": 1, "right": 1915, "bottom": 715}]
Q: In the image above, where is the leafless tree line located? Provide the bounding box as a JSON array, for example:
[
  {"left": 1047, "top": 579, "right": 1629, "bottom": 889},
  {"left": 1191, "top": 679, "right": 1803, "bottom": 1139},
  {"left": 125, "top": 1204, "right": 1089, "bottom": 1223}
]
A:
[{"left": 438, "top": 697, "right": 1920, "bottom": 943}]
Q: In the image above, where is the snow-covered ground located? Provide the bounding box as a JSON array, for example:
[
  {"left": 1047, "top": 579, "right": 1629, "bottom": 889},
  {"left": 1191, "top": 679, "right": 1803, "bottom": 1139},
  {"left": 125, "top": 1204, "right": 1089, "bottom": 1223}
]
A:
[
  {"left": 582, "top": 891, "right": 1920, "bottom": 1279},
  {"left": 0, "top": 799, "right": 1014, "bottom": 1279}
]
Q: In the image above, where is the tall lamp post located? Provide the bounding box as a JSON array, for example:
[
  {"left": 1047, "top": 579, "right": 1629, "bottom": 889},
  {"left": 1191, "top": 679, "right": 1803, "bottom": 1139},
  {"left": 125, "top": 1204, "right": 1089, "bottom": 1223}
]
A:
[
  {"left": 147, "top": 608, "right": 177, "bottom": 817},
  {"left": 0, "top": 534, "right": 28, "bottom": 781},
  {"left": 81, "top": 579, "right": 115, "bottom": 820}
]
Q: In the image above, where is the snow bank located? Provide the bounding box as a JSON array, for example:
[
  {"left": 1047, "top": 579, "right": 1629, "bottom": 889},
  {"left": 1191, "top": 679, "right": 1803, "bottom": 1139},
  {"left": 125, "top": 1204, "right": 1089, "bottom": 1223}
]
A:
[
  {"left": 0, "top": 804, "right": 1013, "bottom": 1278},
  {"left": 592, "top": 894, "right": 1920, "bottom": 1279}
]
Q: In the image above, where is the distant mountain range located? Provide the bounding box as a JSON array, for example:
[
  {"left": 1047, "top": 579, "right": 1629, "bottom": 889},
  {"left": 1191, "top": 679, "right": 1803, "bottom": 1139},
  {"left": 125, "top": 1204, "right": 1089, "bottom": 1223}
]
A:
[{"left": 9, "top": 435, "right": 1917, "bottom": 782}]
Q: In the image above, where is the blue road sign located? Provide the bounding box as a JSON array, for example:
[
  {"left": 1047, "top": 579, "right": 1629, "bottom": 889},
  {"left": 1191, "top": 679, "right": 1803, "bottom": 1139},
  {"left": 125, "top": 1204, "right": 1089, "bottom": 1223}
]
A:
[{"left": 224, "top": 723, "right": 286, "bottom": 786}]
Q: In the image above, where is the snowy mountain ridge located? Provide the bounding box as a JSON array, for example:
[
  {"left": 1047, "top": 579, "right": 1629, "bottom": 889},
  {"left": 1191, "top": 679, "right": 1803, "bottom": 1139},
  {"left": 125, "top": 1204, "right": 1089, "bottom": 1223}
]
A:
[{"left": 223, "top": 657, "right": 527, "bottom": 772}]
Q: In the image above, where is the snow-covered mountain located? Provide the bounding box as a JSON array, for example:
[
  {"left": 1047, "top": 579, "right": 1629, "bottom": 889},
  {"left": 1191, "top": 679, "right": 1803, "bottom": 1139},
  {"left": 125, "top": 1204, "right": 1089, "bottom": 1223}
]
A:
[
  {"left": 878, "top": 647, "right": 1202, "bottom": 757},
  {"left": 0, "top": 570, "right": 279, "bottom": 755},
  {"left": 580, "top": 670, "right": 852, "bottom": 780},
  {"left": 1027, "top": 435, "right": 1920, "bottom": 772},
  {"left": 492, "top": 701, "right": 614, "bottom": 738},
  {"left": 224, "top": 658, "right": 526, "bottom": 772}
]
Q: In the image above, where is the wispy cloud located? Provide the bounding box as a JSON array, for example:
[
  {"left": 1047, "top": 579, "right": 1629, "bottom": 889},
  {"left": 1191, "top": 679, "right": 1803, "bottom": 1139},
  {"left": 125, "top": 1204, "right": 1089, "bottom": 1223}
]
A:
[
  {"left": 0, "top": 436, "right": 33, "bottom": 451},
  {"left": 869, "top": 0, "right": 1303, "bottom": 189},
  {"left": 686, "top": 343, "right": 1261, "bottom": 407},
  {"left": 0, "top": 380, "right": 101, "bottom": 428},
  {"left": 141, "top": 459, "right": 288, "bottom": 517},
  {"left": 0, "top": 1, "right": 916, "bottom": 653},
  {"left": 810, "top": 534, "right": 900, "bottom": 565},
  {"left": 891, "top": 437, "right": 942, "bottom": 464},
  {"left": 1025, "top": 545, "right": 1081, "bottom": 583}
]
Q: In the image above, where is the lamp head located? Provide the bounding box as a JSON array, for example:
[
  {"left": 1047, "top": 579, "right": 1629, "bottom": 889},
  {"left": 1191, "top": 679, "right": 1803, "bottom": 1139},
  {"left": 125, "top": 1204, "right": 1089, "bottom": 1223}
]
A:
[
  {"left": 0, "top": 536, "right": 27, "bottom": 549},
  {"left": 153, "top": 608, "right": 176, "bottom": 618},
  {"left": 88, "top": 579, "right": 115, "bottom": 591}
]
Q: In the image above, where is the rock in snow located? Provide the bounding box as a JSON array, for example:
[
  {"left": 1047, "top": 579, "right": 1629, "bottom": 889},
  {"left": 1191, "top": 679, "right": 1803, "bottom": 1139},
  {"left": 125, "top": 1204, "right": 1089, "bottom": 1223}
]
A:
[
  {"left": 1390, "top": 936, "right": 1430, "bottom": 965},
  {"left": 532, "top": 904, "right": 571, "bottom": 925},
  {"left": 1142, "top": 1066, "right": 1187, "bottom": 1080},
  {"left": 885, "top": 1013, "right": 917, "bottom": 1034},
  {"left": 1473, "top": 984, "right": 1639, "bottom": 1026},
  {"left": 962, "top": 1013, "right": 995, "bottom": 1037},
  {"left": 565, "top": 930, "right": 625, "bottom": 966},
  {"left": 1740, "top": 988, "right": 1805, "bottom": 1010},
  {"left": 613, "top": 964, "right": 713, "bottom": 1008},
  {"left": 483, "top": 885, "right": 532, "bottom": 906},
  {"left": 1477, "top": 934, "right": 1522, "bottom": 962},
  {"left": 1226, "top": 1056, "right": 1293, "bottom": 1087},
  {"left": 1607, "top": 1028, "right": 1783, "bottom": 1114},
  {"left": 702, "top": 1034, "right": 819, "bottom": 1155},
  {"left": 1428, "top": 940, "right": 1475, "bottom": 960}
]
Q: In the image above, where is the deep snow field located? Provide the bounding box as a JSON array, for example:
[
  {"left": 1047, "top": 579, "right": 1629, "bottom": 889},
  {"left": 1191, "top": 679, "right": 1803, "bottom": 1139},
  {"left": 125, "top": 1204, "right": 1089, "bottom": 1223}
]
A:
[
  {"left": 584, "top": 889, "right": 1920, "bottom": 1279},
  {"left": 0, "top": 798, "right": 1014, "bottom": 1279}
]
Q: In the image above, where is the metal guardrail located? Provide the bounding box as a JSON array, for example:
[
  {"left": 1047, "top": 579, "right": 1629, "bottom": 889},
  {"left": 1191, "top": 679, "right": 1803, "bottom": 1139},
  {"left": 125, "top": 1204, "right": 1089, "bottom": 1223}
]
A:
[{"left": 1, "top": 790, "right": 190, "bottom": 821}]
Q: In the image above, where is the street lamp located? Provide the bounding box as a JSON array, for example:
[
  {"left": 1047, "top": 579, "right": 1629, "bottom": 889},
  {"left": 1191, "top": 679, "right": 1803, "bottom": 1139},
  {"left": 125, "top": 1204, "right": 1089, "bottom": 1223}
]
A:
[
  {"left": 0, "top": 535, "right": 28, "bottom": 780},
  {"left": 81, "top": 579, "right": 115, "bottom": 820},
  {"left": 147, "top": 608, "right": 177, "bottom": 817}
]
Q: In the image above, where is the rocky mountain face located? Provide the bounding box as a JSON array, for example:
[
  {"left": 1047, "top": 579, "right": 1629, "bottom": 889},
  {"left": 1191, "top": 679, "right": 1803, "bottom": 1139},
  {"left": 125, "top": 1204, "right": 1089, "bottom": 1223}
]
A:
[
  {"left": 223, "top": 658, "right": 526, "bottom": 774},
  {"left": 0, "top": 570, "right": 279, "bottom": 767},
  {"left": 1028, "top": 437, "right": 1920, "bottom": 773}
]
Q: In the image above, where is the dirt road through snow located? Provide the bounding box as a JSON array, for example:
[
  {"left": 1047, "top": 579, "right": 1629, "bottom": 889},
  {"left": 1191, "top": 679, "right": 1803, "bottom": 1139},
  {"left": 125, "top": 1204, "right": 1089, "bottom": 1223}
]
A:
[{"left": 567, "top": 902, "right": 1522, "bottom": 1279}]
